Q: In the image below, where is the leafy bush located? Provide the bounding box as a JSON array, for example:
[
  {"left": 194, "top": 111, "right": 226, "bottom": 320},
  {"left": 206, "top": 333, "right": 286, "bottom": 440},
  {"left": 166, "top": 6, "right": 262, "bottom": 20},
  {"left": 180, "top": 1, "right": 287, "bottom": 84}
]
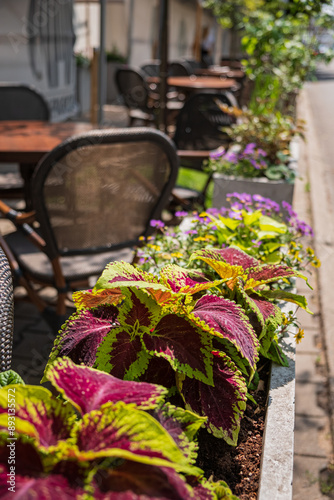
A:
[
  {"left": 43, "top": 244, "right": 310, "bottom": 446},
  {"left": 214, "top": 102, "right": 305, "bottom": 166}
]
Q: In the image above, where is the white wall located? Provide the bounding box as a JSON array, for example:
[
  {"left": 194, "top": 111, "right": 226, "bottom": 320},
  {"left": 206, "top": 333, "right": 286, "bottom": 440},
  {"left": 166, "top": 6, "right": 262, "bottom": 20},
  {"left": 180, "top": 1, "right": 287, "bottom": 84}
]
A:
[{"left": 73, "top": 0, "right": 223, "bottom": 67}]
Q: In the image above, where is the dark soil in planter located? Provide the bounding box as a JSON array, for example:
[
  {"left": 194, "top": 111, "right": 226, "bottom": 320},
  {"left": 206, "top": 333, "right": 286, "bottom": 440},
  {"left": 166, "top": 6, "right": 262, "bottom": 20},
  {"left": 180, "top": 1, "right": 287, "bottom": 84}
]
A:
[{"left": 195, "top": 358, "right": 271, "bottom": 499}]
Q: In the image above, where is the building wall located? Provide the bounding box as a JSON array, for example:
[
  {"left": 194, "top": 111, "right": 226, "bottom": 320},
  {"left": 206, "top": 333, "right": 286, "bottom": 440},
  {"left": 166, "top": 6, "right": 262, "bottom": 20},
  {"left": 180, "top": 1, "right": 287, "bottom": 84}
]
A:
[
  {"left": 73, "top": 0, "right": 223, "bottom": 67},
  {"left": 0, "top": 0, "right": 77, "bottom": 121}
]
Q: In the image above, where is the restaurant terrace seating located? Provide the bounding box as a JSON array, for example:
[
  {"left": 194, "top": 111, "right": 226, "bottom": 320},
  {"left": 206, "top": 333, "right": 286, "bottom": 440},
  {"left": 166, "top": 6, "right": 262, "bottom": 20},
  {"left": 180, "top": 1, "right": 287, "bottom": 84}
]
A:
[{"left": 0, "top": 128, "right": 179, "bottom": 331}]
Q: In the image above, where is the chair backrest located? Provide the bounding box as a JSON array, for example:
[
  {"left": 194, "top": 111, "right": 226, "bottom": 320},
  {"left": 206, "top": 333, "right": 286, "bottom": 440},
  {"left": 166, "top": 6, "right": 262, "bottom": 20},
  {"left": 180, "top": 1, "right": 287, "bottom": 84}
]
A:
[
  {"left": 0, "top": 247, "right": 14, "bottom": 372},
  {"left": 115, "top": 67, "right": 151, "bottom": 112},
  {"left": 172, "top": 91, "right": 238, "bottom": 151},
  {"left": 140, "top": 60, "right": 161, "bottom": 78},
  {"left": 168, "top": 61, "right": 193, "bottom": 77},
  {"left": 0, "top": 83, "right": 50, "bottom": 121},
  {"left": 31, "top": 128, "right": 179, "bottom": 260}
]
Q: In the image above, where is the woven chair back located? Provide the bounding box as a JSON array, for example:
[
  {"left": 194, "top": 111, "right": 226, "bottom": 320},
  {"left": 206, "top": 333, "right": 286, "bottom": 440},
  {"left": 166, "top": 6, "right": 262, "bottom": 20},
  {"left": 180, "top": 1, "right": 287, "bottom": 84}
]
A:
[{"left": 31, "top": 128, "right": 179, "bottom": 259}]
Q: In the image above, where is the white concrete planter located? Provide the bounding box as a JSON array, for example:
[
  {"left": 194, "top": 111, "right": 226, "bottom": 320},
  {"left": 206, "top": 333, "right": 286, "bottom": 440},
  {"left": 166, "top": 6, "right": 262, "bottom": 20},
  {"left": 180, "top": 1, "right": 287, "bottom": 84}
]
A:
[
  {"left": 258, "top": 300, "right": 297, "bottom": 499},
  {"left": 212, "top": 174, "right": 295, "bottom": 208}
]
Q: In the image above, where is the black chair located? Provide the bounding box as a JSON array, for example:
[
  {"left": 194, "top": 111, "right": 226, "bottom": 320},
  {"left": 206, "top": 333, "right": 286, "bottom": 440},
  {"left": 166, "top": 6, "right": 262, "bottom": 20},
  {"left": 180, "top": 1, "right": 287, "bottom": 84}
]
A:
[
  {"left": 0, "top": 83, "right": 50, "bottom": 121},
  {"left": 170, "top": 91, "right": 238, "bottom": 212},
  {"left": 0, "top": 83, "right": 50, "bottom": 208},
  {"left": 0, "top": 247, "right": 14, "bottom": 372},
  {"left": 115, "top": 67, "right": 183, "bottom": 128},
  {"left": 0, "top": 128, "right": 179, "bottom": 331},
  {"left": 140, "top": 60, "right": 161, "bottom": 78},
  {"left": 168, "top": 61, "right": 193, "bottom": 77},
  {"left": 115, "top": 67, "right": 160, "bottom": 126}
]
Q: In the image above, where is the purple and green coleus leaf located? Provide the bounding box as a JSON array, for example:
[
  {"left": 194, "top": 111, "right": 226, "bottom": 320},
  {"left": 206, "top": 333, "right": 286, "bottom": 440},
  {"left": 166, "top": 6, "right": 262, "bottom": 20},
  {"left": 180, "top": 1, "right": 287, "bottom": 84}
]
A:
[
  {"left": 177, "top": 351, "right": 248, "bottom": 446},
  {"left": 141, "top": 312, "right": 214, "bottom": 385},
  {"left": 0, "top": 385, "right": 76, "bottom": 451},
  {"left": 0, "top": 466, "right": 87, "bottom": 500},
  {"left": 46, "top": 357, "right": 168, "bottom": 414},
  {"left": 92, "top": 460, "right": 198, "bottom": 500},
  {"left": 190, "top": 247, "right": 308, "bottom": 291},
  {"left": 42, "top": 304, "right": 119, "bottom": 381},
  {"left": 152, "top": 403, "right": 206, "bottom": 465},
  {"left": 235, "top": 278, "right": 283, "bottom": 338},
  {"left": 189, "top": 295, "right": 260, "bottom": 379}
]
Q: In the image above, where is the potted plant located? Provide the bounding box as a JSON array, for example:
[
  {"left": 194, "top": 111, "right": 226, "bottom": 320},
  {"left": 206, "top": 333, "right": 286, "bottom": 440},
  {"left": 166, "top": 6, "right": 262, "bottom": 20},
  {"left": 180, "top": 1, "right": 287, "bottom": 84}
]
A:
[{"left": 204, "top": 104, "right": 305, "bottom": 209}]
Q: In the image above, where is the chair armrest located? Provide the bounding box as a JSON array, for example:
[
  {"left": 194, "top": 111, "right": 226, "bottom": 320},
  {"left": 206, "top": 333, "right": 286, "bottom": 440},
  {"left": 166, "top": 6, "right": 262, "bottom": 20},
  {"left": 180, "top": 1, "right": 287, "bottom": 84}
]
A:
[
  {"left": 0, "top": 200, "right": 45, "bottom": 250},
  {"left": 0, "top": 200, "right": 36, "bottom": 225}
]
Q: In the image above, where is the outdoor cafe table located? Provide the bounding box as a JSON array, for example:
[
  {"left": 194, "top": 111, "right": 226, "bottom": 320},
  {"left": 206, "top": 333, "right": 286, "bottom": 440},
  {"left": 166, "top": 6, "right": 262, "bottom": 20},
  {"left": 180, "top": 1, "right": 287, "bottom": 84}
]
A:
[
  {"left": 147, "top": 75, "right": 239, "bottom": 94},
  {"left": 195, "top": 66, "right": 245, "bottom": 81},
  {"left": 0, "top": 121, "right": 97, "bottom": 164},
  {"left": 0, "top": 120, "right": 99, "bottom": 208}
]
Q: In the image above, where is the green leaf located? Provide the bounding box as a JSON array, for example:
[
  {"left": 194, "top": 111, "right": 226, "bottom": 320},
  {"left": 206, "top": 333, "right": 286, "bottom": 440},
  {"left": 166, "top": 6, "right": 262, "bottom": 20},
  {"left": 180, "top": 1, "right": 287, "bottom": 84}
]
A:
[
  {"left": 259, "top": 215, "right": 287, "bottom": 234},
  {"left": 0, "top": 370, "right": 24, "bottom": 387},
  {"left": 259, "top": 289, "right": 313, "bottom": 313}
]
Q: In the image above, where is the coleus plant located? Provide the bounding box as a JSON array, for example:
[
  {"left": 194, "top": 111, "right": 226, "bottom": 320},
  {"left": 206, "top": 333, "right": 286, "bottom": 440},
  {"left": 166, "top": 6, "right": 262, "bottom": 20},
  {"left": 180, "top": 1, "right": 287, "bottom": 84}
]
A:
[
  {"left": 189, "top": 246, "right": 312, "bottom": 365},
  {"left": 44, "top": 248, "right": 310, "bottom": 446},
  {"left": 0, "top": 359, "right": 238, "bottom": 499},
  {"left": 44, "top": 260, "right": 259, "bottom": 445}
]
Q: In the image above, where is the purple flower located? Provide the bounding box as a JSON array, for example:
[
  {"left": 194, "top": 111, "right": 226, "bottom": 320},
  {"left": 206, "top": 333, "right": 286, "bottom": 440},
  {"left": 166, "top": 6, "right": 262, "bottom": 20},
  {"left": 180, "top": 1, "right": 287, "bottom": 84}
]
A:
[
  {"left": 252, "top": 194, "right": 265, "bottom": 202},
  {"left": 150, "top": 219, "right": 165, "bottom": 229},
  {"left": 257, "top": 148, "right": 267, "bottom": 157},
  {"left": 185, "top": 229, "right": 198, "bottom": 235},
  {"left": 243, "top": 143, "right": 256, "bottom": 155},
  {"left": 250, "top": 158, "right": 260, "bottom": 169},
  {"left": 175, "top": 211, "right": 188, "bottom": 217},
  {"left": 224, "top": 152, "right": 238, "bottom": 163},
  {"left": 210, "top": 147, "right": 226, "bottom": 159}
]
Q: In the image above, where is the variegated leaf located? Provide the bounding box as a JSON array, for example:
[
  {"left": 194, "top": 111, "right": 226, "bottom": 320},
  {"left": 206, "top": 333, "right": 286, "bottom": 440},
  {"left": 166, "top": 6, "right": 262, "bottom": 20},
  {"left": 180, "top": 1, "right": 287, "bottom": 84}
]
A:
[
  {"left": 42, "top": 305, "right": 118, "bottom": 382},
  {"left": 142, "top": 313, "right": 214, "bottom": 385},
  {"left": 191, "top": 295, "right": 259, "bottom": 376},
  {"left": 178, "top": 351, "right": 247, "bottom": 446},
  {"left": 47, "top": 358, "right": 168, "bottom": 414}
]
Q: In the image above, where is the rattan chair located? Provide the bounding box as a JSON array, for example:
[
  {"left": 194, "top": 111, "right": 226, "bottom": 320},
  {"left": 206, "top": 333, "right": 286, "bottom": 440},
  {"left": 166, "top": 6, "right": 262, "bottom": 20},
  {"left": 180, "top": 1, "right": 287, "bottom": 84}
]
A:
[
  {"left": 0, "top": 128, "right": 179, "bottom": 332},
  {"left": 0, "top": 247, "right": 14, "bottom": 372},
  {"left": 170, "top": 91, "right": 238, "bottom": 212},
  {"left": 0, "top": 83, "right": 50, "bottom": 207}
]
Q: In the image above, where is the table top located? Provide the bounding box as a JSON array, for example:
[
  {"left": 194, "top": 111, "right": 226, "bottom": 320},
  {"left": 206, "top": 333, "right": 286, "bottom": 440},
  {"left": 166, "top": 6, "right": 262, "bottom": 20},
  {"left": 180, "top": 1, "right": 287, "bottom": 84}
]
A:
[
  {"left": 195, "top": 67, "right": 245, "bottom": 79},
  {"left": 147, "top": 75, "right": 238, "bottom": 91},
  {"left": 0, "top": 121, "right": 98, "bottom": 163}
]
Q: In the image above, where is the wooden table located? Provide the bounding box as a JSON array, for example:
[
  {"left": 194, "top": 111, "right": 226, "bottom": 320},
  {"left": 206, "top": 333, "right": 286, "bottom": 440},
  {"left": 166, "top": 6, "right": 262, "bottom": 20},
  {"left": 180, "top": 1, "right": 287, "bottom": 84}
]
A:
[
  {"left": 0, "top": 121, "right": 98, "bottom": 164},
  {"left": 147, "top": 75, "right": 238, "bottom": 92},
  {"left": 0, "top": 120, "right": 101, "bottom": 209}
]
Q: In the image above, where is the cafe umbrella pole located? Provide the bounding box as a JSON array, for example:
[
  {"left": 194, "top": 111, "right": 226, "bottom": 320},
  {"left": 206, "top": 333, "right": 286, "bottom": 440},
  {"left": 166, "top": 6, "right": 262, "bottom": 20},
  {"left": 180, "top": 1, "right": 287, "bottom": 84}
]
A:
[{"left": 158, "top": 0, "right": 168, "bottom": 134}]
